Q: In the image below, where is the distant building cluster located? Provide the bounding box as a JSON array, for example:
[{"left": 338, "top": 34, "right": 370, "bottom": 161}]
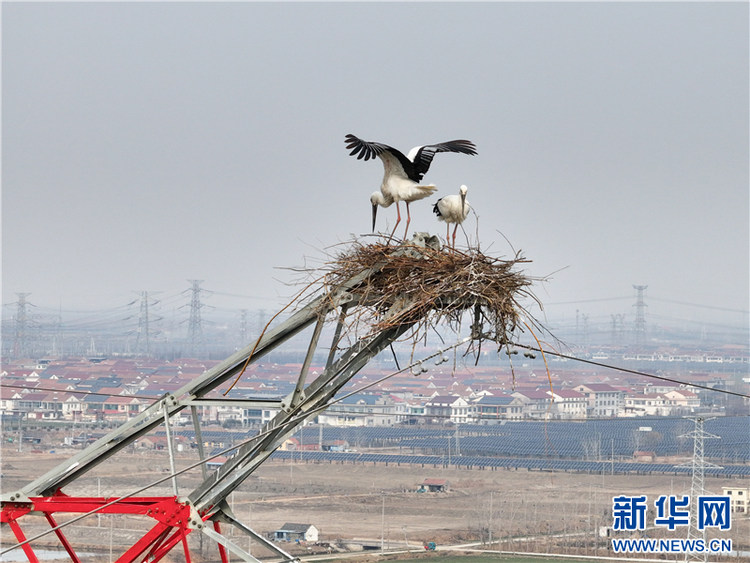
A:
[{"left": 1, "top": 345, "right": 746, "bottom": 425}]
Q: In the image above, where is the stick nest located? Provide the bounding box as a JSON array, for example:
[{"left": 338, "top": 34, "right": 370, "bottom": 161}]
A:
[{"left": 316, "top": 237, "right": 544, "bottom": 349}]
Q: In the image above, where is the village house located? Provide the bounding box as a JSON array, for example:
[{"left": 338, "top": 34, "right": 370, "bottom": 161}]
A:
[
  {"left": 723, "top": 486, "right": 750, "bottom": 513},
  {"left": 642, "top": 383, "right": 682, "bottom": 395},
  {"left": 424, "top": 395, "right": 458, "bottom": 424},
  {"left": 0, "top": 387, "right": 21, "bottom": 415},
  {"left": 449, "top": 396, "right": 474, "bottom": 424},
  {"left": 574, "top": 383, "right": 623, "bottom": 417},
  {"left": 472, "top": 394, "right": 524, "bottom": 423},
  {"left": 622, "top": 393, "right": 672, "bottom": 417},
  {"left": 273, "top": 523, "right": 318, "bottom": 543},
  {"left": 547, "top": 389, "right": 588, "bottom": 419},
  {"left": 419, "top": 478, "right": 450, "bottom": 492},
  {"left": 512, "top": 390, "right": 553, "bottom": 419},
  {"left": 318, "top": 393, "right": 396, "bottom": 427},
  {"left": 82, "top": 395, "right": 147, "bottom": 421},
  {"left": 664, "top": 389, "right": 701, "bottom": 412}
]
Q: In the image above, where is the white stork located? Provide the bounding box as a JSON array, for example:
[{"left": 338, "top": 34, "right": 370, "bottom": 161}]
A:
[
  {"left": 345, "top": 134, "right": 477, "bottom": 241},
  {"left": 433, "top": 184, "right": 470, "bottom": 250}
]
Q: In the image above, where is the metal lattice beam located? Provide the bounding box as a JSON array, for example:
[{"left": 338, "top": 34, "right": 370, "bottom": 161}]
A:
[{"left": 2, "top": 237, "right": 484, "bottom": 562}]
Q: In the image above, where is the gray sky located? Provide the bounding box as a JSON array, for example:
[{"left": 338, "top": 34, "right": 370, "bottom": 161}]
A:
[{"left": 3, "top": 2, "right": 748, "bottom": 332}]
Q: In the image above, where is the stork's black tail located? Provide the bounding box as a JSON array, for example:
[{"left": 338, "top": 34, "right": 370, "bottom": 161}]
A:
[{"left": 432, "top": 199, "right": 444, "bottom": 217}]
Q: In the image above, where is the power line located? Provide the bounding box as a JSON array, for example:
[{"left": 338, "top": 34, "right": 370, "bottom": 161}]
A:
[
  {"left": 648, "top": 313, "right": 748, "bottom": 333},
  {"left": 545, "top": 296, "right": 632, "bottom": 306},
  {"left": 0, "top": 384, "right": 162, "bottom": 401},
  {"left": 512, "top": 343, "right": 750, "bottom": 400},
  {"left": 211, "top": 291, "right": 276, "bottom": 301},
  {"left": 648, "top": 297, "right": 748, "bottom": 315}
]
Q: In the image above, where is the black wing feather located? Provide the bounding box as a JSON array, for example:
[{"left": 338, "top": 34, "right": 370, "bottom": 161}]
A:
[
  {"left": 345, "top": 134, "right": 415, "bottom": 177},
  {"left": 412, "top": 140, "right": 477, "bottom": 181},
  {"left": 345, "top": 134, "right": 398, "bottom": 162}
]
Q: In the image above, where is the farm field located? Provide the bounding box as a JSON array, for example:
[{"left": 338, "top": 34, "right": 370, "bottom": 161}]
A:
[{"left": 2, "top": 445, "right": 748, "bottom": 562}]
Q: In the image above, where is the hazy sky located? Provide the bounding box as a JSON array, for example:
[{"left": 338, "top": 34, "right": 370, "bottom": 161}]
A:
[{"left": 3, "top": 2, "right": 748, "bottom": 331}]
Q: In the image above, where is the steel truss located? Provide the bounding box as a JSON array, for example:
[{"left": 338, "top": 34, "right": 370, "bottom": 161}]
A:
[
  {"left": 677, "top": 416, "right": 721, "bottom": 563},
  {"left": 1, "top": 238, "right": 466, "bottom": 562}
]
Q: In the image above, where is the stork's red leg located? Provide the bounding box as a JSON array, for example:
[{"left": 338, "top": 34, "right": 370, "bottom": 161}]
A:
[
  {"left": 388, "top": 202, "right": 402, "bottom": 244},
  {"left": 403, "top": 202, "right": 411, "bottom": 241},
  {"left": 452, "top": 224, "right": 459, "bottom": 250}
]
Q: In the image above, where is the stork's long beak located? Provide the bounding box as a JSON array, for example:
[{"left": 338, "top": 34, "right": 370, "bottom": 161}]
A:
[
  {"left": 371, "top": 204, "right": 378, "bottom": 232},
  {"left": 460, "top": 192, "right": 466, "bottom": 213}
]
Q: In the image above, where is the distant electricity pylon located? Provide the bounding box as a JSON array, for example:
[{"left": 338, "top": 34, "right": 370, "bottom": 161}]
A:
[
  {"left": 13, "top": 293, "right": 31, "bottom": 359},
  {"left": 581, "top": 313, "right": 589, "bottom": 346},
  {"left": 676, "top": 417, "right": 721, "bottom": 563},
  {"left": 50, "top": 311, "right": 63, "bottom": 358},
  {"left": 257, "top": 309, "right": 266, "bottom": 339},
  {"left": 611, "top": 314, "right": 625, "bottom": 346},
  {"left": 187, "top": 280, "right": 205, "bottom": 356},
  {"left": 632, "top": 285, "right": 648, "bottom": 349},
  {"left": 134, "top": 291, "right": 159, "bottom": 357},
  {"left": 239, "top": 309, "right": 248, "bottom": 347}
]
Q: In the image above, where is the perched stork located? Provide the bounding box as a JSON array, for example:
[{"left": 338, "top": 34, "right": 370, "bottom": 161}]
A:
[
  {"left": 345, "top": 134, "right": 477, "bottom": 241},
  {"left": 433, "top": 185, "right": 470, "bottom": 250}
]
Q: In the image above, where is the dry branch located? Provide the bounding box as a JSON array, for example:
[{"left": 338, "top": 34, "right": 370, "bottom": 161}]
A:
[{"left": 309, "top": 235, "right": 546, "bottom": 353}]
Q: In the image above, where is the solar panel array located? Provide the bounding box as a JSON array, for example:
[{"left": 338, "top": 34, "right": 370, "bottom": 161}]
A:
[
  {"left": 289, "top": 417, "right": 750, "bottom": 462},
  {"left": 155, "top": 429, "right": 256, "bottom": 442},
  {"left": 270, "top": 450, "right": 750, "bottom": 477},
  {"left": 157, "top": 416, "right": 749, "bottom": 478}
]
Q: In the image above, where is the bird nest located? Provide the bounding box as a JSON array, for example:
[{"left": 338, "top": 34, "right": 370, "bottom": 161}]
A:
[
  {"left": 311, "top": 234, "right": 546, "bottom": 354},
  {"left": 227, "top": 234, "right": 550, "bottom": 393}
]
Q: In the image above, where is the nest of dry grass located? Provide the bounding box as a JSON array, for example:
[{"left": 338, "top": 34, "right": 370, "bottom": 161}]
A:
[
  {"left": 227, "top": 236, "right": 548, "bottom": 394},
  {"left": 315, "top": 236, "right": 544, "bottom": 351}
]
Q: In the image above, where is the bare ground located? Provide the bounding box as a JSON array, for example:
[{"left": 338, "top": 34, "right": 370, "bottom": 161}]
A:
[{"left": 2, "top": 445, "right": 749, "bottom": 562}]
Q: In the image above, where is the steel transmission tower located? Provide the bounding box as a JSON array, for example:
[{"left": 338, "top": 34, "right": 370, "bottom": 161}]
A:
[
  {"left": 13, "top": 293, "right": 31, "bottom": 358},
  {"left": 50, "top": 312, "right": 63, "bottom": 358},
  {"left": 257, "top": 309, "right": 266, "bottom": 339},
  {"left": 187, "top": 280, "right": 205, "bottom": 356},
  {"left": 581, "top": 313, "right": 589, "bottom": 347},
  {"left": 611, "top": 314, "right": 625, "bottom": 346},
  {"left": 632, "top": 285, "right": 648, "bottom": 349},
  {"left": 239, "top": 309, "right": 248, "bottom": 347},
  {"left": 676, "top": 416, "right": 721, "bottom": 562},
  {"left": 134, "top": 292, "right": 152, "bottom": 357}
]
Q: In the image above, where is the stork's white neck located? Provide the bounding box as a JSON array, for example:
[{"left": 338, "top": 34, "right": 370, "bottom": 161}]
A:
[{"left": 371, "top": 191, "right": 393, "bottom": 208}]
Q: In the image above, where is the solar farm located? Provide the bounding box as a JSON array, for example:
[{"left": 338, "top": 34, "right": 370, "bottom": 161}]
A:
[{"left": 167, "top": 416, "right": 750, "bottom": 477}]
